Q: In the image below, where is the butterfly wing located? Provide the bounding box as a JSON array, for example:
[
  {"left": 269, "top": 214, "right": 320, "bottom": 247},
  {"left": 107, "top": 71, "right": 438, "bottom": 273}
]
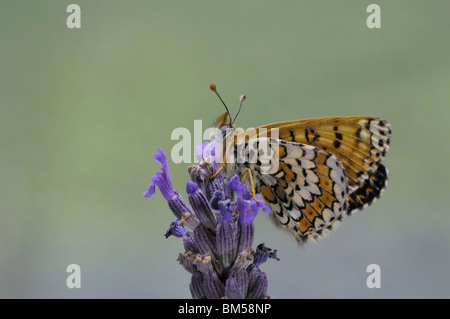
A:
[
  {"left": 258, "top": 116, "right": 391, "bottom": 188},
  {"left": 256, "top": 116, "right": 391, "bottom": 209},
  {"left": 223, "top": 116, "right": 391, "bottom": 243},
  {"left": 347, "top": 163, "right": 388, "bottom": 214},
  {"left": 231, "top": 138, "right": 350, "bottom": 244}
]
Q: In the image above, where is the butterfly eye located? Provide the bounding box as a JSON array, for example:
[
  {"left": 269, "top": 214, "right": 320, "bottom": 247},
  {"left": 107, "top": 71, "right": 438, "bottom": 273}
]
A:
[{"left": 220, "top": 125, "right": 234, "bottom": 139}]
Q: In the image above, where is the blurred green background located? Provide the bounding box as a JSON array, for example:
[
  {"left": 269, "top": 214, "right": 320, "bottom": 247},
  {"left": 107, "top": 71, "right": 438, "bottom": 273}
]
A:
[{"left": 1, "top": 1, "right": 449, "bottom": 298}]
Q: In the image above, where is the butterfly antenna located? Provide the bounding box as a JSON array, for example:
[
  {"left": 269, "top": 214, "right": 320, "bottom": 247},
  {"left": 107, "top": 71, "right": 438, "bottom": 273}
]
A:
[
  {"left": 232, "top": 94, "right": 246, "bottom": 125},
  {"left": 210, "top": 83, "right": 232, "bottom": 125}
]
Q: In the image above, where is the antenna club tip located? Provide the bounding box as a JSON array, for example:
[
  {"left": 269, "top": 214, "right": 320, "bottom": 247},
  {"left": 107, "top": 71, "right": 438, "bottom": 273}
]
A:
[
  {"left": 209, "top": 83, "right": 216, "bottom": 91},
  {"left": 240, "top": 94, "right": 246, "bottom": 102}
]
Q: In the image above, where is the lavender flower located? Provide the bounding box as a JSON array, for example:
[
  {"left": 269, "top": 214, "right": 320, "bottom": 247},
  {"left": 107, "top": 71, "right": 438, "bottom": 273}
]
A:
[
  {"left": 144, "top": 146, "right": 279, "bottom": 299},
  {"left": 229, "top": 175, "right": 271, "bottom": 225},
  {"left": 164, "top": 219, "right": 186, "bottom": 238},
  {"left": 143, "top": 147, "right": 175, "bottom": 201},
  {"left": 253, "top": 243, "right": 280, "bottom": 268}
]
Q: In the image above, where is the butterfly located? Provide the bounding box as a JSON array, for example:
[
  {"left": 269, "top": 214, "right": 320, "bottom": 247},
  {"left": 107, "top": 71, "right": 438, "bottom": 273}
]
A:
[{"left": 204, "top": 83, "right": 391, "bottom": 244}]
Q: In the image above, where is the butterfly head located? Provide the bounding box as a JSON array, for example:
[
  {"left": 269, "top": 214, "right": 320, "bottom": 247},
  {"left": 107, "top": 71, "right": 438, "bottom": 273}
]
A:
[{"left": 213, "top": 112, "right": 233, "bottom": 139}]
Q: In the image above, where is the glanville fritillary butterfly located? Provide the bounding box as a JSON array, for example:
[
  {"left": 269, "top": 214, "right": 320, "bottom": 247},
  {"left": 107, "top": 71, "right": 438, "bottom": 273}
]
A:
[{"left": 202, "top": 83, "right": 391, "bottom": 244}]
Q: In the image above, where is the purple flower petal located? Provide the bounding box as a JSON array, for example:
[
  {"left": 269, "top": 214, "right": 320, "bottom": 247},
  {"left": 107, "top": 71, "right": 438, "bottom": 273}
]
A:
[
  {"left": 195, "top": 141, "right": 217, "bottom": 162},
  {"left": 229, "top": 174, "right": 271, "bottom": 225},
  {"left": 186, "top": 180, "right": 199, "bottom": 195},
  {"left": 210, "top": 191, "right": 223, "bottom": 210},
  {"left": 255, "top": 195, "right": 272, "bottom": 214},
  {"left": 195, "top": 142, "right": 211, "bottom": 162},
  {"left": 237, "top": 198, "right": 257, "bottom": 225},
  {"left": 228, "top": 175, "right": 250, "bottom": 200},
  {"left": 164, "top": 219, "right": 186, "bottom": 238},
  {"left": 143, "top": 148, "right": 176, "bottom": 201},
  {"left": 253, "top": 243, "right": 279, "bottom": 268},
  {"left": 219, "top": 201, "right": 234, "bottom": 225},
  {"left": 205, "top": 141, "right": 216, "bottom": 157},
  {"left": 229, "top": 175, "right": 271, "bottom": 211},
  {"left": 142, "top": 182, "right": 156, "bottom": 198}
]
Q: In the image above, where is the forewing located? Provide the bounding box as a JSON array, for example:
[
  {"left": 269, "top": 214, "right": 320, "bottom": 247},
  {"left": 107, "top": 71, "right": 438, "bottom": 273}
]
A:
[{"left": 257, "top": 116, "right": 391, "bottom": 192}]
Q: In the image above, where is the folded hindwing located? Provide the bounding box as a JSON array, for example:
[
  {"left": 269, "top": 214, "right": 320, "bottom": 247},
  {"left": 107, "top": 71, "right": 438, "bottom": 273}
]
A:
[{"left": 233, "top": 138, "right": 349, "bottom": 244}]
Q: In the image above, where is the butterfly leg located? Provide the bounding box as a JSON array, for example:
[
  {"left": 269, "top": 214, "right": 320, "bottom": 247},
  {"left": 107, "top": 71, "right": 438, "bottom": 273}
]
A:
[
  {"left": 240, "top": 168, "right": 259, "bottom": 203},
  {"left": 206, "top": 163, "right": 225, "bottom": 179},
  {"left": 204, "top": 140, "right": 230, "bottom": 179}
]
